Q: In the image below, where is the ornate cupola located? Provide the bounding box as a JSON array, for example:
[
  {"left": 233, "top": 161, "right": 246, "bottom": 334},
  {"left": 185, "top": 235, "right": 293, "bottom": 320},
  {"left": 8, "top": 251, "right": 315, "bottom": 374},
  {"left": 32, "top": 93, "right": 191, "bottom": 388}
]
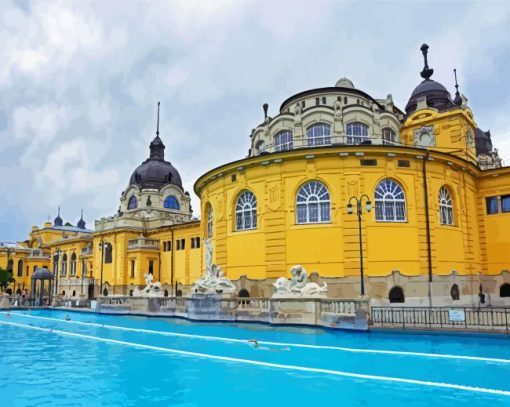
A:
[
  {"left": 129, "top": 102, "right": 183, "bottom": 190},
  {"left": 54, "top": 206, "right": 63, "bottom": 227}
]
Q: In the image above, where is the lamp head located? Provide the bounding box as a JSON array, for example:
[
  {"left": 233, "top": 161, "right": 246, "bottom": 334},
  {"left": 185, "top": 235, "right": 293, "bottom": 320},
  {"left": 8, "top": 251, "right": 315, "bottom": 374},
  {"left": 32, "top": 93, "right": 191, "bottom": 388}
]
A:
[
  {"left": 366, "top": 200, "right": 372, "bottom": 213},
  {"left": 347, "top": 203, "right": 353, "bottom": 215}
]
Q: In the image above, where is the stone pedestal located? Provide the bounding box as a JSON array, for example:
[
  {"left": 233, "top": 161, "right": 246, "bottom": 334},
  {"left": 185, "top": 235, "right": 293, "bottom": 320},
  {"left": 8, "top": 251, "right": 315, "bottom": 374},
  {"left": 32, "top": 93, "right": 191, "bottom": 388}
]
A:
[
  {"left": 188, "top": 293, "right": 236, "bottom": 321},
  {"left": 0, "top": 294, "right": 10, "bottom": 308}
]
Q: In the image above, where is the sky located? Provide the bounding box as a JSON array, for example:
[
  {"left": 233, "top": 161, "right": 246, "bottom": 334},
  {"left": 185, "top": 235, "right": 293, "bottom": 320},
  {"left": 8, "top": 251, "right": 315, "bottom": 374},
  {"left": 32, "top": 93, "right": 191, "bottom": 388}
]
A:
[{"left": 1, "top": 0, "right": 510, "bottom": 241}]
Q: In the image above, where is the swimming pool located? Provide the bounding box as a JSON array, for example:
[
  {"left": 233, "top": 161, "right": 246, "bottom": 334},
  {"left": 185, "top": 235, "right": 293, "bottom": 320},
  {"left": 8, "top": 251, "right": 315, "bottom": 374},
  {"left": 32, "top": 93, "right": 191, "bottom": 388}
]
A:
[{"left": 1, "top": 310, "right": 509, "bottom": 406}]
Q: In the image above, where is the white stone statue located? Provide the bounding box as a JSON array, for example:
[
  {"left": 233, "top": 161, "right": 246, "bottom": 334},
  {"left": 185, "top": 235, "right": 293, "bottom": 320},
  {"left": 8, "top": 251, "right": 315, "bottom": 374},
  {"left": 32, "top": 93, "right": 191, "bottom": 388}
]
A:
[
  {"left": 132, "top": 272, "right": 163, "bottom": 297},
  {"left": 272, "top": 265, "right": 327, "bottom": 298},
  {"left": 193, "top": 238, "right": 236, "bottom": 294}
]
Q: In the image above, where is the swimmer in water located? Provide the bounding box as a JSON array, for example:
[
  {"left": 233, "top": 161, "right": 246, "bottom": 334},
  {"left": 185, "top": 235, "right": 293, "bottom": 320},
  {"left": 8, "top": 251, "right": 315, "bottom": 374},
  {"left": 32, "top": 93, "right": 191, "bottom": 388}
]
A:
[
  {"left": 65, "top": 314, "right": 71, "bottom": 321},
  {"left": 247, "top": 339, "right": 290, "bottom": 352},
  {"left": 5, "top": 313, "right": 11, "bottom": 318}
]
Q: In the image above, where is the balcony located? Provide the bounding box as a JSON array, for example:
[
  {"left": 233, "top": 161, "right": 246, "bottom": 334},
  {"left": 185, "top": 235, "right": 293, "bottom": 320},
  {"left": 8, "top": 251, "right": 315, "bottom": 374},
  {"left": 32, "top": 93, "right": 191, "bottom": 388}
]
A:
[
  {"left": 127, "top": 237, "right": 160, "bottom": 251},
  {"left": 27, "top": 249, "right": 51, "bottom": 259}
]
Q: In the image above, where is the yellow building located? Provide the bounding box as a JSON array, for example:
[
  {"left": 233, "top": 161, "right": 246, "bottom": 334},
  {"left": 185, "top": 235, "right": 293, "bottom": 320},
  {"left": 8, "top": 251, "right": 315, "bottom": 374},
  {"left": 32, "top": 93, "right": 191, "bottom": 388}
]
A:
[{"left": 1, "top": 44, "right": 510, "bottom": 307}]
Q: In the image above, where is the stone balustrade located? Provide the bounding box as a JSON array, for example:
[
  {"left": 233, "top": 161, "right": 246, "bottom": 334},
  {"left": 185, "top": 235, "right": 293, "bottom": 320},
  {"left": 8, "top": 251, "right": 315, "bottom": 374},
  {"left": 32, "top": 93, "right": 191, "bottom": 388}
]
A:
[
  {"left": 96, "top": 295, "right": 368, "bottom": 330},
  {"left": 127, "top": 238, "right": 160, "bottom": 250},
  {"left": 27, "top": 249, "right": 51, "bottom": 259}
]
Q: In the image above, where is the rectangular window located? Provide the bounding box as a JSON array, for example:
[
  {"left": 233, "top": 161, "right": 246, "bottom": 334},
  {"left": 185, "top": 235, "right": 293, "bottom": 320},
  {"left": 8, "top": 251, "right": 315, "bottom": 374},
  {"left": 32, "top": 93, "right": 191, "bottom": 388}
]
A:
[
  {"left": 176, "top": 240, "right": 181, "bottom": 250},
  {"left": 398, "top": 160, "right": 410, "bottom": 168},
  {"left": 322, "top": 96, "right": 326, "bottom": 104},
  {"left": 26, "top": 266, "right": 29, "bottom": 276},
  {"left": 360, "top": 159, "right": 377, "bottom": 166},
  {"left": 301, "top": 100, "right": 305, "bottom": 108},
  {"left": 231, "top": 174, "right": 236, "bottom": 182},
  {"left": 196, "top": 238, "right": 200, "bottom": 248},
  {"left": 168, "top": 241, "right": 172, "bottom": 251},
  {"left": 344, "top": 97, "right": 348, "bottom": 104},
  {"left": 191, "top": 238, "right": 195, "bottom": 249},
  {"left": 130, "top": 260, "right": 135, "bottom": 278},
  {"left": 486, "top": 197, "right": 499, "bottom": 214},
  {"left": 315, "top": 97, "right": 319, "bottom": 105},
  {"left": 148, "top": 260, "right": 154, "bottom": 275},
  {"left": 181, "top": 239, "right": 185, "bottom": 250},
  {"left": 501, "top": 195, "right": 510, "bottom": 213}
]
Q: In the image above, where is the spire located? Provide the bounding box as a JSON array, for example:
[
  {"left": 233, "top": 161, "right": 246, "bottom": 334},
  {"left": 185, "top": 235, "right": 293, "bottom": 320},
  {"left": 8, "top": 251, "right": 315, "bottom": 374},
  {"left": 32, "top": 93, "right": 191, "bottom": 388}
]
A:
[
  {"left": 77, "top": 209, "right": 86, "bottom": 229},
  {"left": 156, "top": 101, "right": 160, "bottom": 137},
  {"left": 149, "top": 101, "right": 165, "bottom": 160},
  {"left": 420, "top": 43, "right": 434, "bottom": 80},
  {"left": 453, "top": 68, "right": 462, "bottom": 106},
  {"left": 54, "top": 206, "right": 63, "bottom": 227}
]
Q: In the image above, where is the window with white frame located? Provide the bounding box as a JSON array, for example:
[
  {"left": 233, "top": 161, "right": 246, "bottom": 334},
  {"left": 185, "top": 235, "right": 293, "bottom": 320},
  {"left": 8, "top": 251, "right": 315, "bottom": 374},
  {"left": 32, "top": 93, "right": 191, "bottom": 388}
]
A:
[
  {"left": 306, "top": 123, "right": 331, "bottom": 146},
  {"left": 346, "top": 122, "right": 369, "bottom": 145},
  {"left": 70, "top": 253, "right": 76, "bottom": 276},
  {"left": 207, "top": 205, "right": 213, "bottom": 238},
  {"left": 235, "top": 191, "right": 257, "bottom": 231},
  {"left": 382, "top": 127, "right": 397, "bottom": 144},
  {"left": 374, "top": 179, "right": 406, "bottom": 222},
  {"left": 296, "top": 181, "right": 331, "bottom": 224},
  {"left": 439, "top": 186, "right": 454, "bottom": 225},
  {"left": 61, "top": 253, "right": 67, "bottom": 276},
  {"left": 274, "top": 130, "right": 293, "bottom": 152}
]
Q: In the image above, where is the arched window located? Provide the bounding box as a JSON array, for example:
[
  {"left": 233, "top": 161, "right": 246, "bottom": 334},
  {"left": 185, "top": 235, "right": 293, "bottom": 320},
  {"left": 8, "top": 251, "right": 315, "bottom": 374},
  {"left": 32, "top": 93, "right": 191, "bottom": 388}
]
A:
[
  {"left": 164, "top": 195, "right": 180, "bottom": 210},
  {"left": 500, "top": 283, "right": 510, "bottom": 298},
  {"left": 128, "top": 196, "right": 138, "bottom": 210},
  {"left": 103, "top": 288, "right": 109, "bottom": 296},
  {"left": 382, "top": 127, "right": 396, "bottom": 144},
  {"left": 389, "top": 286, "right": 405, "bottom": 303},
  {"left": 346, "top": 122, "right": 369, "bottom": 145},
  {"left": 70, "top": 253, "right": 77, "bottom": 276},
  {"left": 17, "top": 259, "right": 23, "bottom": 277},
  {"left": 72, "top": 290, "right": 76, "bottom": 297},
  {"left": 274, "top": 130, "right": 293, "bottom": 152},
  {"left": 296, "top": 181, "right": 331, "bottom": 224},
  {"left": 61, "top": 253, "right": 67, "bottom": 276},
  {"left": 235, "top": 191, "right": 257, "bottom": 231},
  {"left": 306, "top": 123, "right": 331, "bottom": 146},
  {"left": 439, "top": 187, "right": 454, "bottom": 225},
  {"left": 104, "top": 243, "right": 113, "bottom": 264},
  {"left": 7, "top": 259, "right": 13, "bottom": 272},
  {"left": 375, "top": 179, "right": 406, "bottom": 222},
  {"left": 164, "top": 289, "right": 169, "bottom": 297},
  {"left": 238, "top": 289, "right": 250, "bottom": 298},
  {"left": 207, "top": 205, "right": 213, "bottom": 238},
  {"left": 451, "top": 284, "right": 460, "bottom": 301}
]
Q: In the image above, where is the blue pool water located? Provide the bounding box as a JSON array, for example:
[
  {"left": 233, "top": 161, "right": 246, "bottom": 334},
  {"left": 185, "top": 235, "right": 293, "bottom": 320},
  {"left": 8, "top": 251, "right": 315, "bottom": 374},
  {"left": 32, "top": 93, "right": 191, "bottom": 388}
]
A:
[{"left": 0, "top": 310, "right": 509, "bottom": 406}]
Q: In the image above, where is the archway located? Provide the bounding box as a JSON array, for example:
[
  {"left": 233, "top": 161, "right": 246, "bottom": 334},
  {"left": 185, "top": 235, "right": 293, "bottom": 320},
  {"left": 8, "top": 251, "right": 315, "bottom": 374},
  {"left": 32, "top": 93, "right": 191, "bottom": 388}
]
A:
[{"left": 389, "top": 286, "right": 405, "bottom": 303}]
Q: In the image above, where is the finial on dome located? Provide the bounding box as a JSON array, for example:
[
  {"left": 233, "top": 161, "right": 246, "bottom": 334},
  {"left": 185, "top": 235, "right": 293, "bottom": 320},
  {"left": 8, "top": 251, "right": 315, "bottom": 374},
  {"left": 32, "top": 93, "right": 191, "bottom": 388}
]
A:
[
  {"left": 420, "top": 43, "right": 434, "bottom": 80},
  {"left": 335, "top": 78, "right": 354, "bottom": 88},
  {"left": 149, "top": 102, "right": 165, "bottom": 160},
  {"left": 77, "top": 209, "right": 86, "bottom": 229},
  {"left": 453, "top": 68, "right": 462, "bottom": 106},
  {"left": 263, "top": 103, "right": 268, "bottom": 119},
  {"left": 156, "top": 101, "right": 160, "bottom": 137}
]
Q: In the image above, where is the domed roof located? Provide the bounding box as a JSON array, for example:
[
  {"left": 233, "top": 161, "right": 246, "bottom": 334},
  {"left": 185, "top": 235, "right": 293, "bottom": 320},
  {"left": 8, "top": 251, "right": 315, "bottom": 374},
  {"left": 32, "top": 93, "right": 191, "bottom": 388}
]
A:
[
  {"left": 129, "top": 135, "right": 183, "bottom": 190},
  {"left": 54, "top": 206, "right": 63, "bottom": 227},
  {"left": 335, "top": 77, "right": 355, "bottom": 88},
  {"left": 32, "top": 267, "right": 54, "bottom": 280},
  {"left": 405, "top": 79, "right": 454, "bottom": 114}
]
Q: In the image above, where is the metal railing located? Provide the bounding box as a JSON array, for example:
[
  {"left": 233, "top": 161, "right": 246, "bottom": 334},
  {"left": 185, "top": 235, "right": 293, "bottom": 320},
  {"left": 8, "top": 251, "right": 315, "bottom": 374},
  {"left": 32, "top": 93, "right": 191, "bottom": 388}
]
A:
[{"left": 371, "top": 306, "right": 510, "bottom": 331}]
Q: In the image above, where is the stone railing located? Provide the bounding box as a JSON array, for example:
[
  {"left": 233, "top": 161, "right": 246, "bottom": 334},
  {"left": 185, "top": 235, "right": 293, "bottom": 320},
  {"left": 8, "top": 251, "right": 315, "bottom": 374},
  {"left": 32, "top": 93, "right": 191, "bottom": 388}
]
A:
[
  {"left": 95, "top": 296, "right": 369, "bottom": 330},
  {"left": 27, "top": 249, "right": 51, "bottom": 259},
  {"left": 127, "top": 238, "right": 160, "bottom": 250}
]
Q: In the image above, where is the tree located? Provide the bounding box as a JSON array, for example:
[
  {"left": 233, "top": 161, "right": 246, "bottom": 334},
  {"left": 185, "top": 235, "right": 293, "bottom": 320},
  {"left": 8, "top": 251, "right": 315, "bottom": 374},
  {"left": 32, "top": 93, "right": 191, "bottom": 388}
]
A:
[{"left": 0, "top": 267, "right": 14, "bottom": 293}]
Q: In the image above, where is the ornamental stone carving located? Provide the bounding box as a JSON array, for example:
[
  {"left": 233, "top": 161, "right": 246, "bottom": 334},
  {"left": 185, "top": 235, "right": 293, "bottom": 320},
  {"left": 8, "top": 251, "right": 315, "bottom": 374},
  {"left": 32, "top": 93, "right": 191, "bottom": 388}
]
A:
[{"left": 272, "top": 265, "right": 327, "bottom": 298}]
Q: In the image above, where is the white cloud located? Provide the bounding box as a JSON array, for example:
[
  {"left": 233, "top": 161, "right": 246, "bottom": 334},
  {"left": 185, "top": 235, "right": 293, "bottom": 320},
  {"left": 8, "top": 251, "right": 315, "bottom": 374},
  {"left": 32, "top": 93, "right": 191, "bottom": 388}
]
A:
[{"left": 1, "top": 0, "right": 510, "bottom": 240}]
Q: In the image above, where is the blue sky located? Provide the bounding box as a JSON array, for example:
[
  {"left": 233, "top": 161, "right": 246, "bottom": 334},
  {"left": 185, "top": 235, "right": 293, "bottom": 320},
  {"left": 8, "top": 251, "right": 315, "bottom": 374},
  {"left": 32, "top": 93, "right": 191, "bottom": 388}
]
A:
[{"left": 1, "top": 0, "right": 510, "bottom": 241}]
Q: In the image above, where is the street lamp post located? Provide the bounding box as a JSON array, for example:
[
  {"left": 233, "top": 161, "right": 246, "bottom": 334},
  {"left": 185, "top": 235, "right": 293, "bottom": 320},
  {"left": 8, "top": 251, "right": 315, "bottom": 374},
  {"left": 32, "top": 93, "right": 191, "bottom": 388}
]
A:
[{"left": 347, "top": 194, "right": 372, "bottom": 296}]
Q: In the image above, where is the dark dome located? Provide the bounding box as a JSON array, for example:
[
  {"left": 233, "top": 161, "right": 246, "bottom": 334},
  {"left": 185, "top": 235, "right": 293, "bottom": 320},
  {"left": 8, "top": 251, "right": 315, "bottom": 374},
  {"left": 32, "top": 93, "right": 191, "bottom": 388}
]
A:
[
  {"left": 129, "top": 135, "right": 183, "bottom": 190},
  {"left": 32, "top": 267, "right": 54, "bottom": 280},
  {"left": 130, "top": 159, "right": 183, "bottom": 190},
  {"left": 405, "top": 79, "right": 454, "bottom": 115}
]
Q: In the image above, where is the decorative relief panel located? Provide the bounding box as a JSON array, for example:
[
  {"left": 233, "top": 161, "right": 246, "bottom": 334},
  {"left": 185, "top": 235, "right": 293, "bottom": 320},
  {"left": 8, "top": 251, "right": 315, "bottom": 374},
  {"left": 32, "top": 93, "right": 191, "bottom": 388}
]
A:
[{"left": 413, "top": 126, "right": 436, "bottom": 147}]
